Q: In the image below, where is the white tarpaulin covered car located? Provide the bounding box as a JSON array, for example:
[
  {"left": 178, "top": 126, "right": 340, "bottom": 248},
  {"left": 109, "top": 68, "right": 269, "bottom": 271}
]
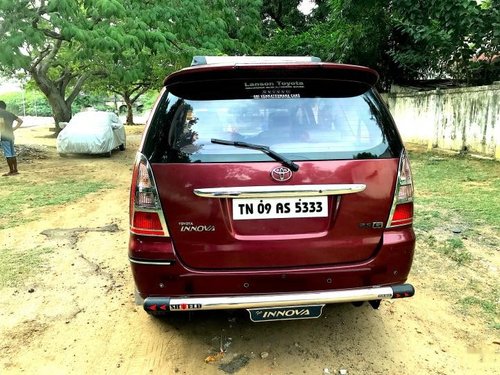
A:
[{"left": 57, "top": 111, "right": 126, "bottom": 157}]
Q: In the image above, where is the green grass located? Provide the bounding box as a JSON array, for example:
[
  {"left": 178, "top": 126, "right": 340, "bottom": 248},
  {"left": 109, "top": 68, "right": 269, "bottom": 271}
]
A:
[
  {"left": 437, "top": 238, "right": 472, "bottom": 265},
  {"left": 0, "top": 247, "right": 53, "bottom": 287},
  {"left": 459, "top": 289, "right": 499, "bottom": 330},
  {"left": 409, "top": 151, "right": 500, "bottom": 230},
  {"left": 414, "top": 209, "right": 442, "bottom": 232},
  {"left": 410, "top": 150, "right": 499, "bottom": 265},
  {"left": 0, "top": 178, "right": 112, "bottom": 229},
  {"left": 409, "top": 148, "right": 499, "bottom": 329}
]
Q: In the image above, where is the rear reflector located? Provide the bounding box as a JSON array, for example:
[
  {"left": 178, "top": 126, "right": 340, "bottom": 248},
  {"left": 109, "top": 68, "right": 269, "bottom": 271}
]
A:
[
  {"left": 133, "top": 212, "right": 163, "bottom": 232},
  {"left": 390, "top": 202, "right": 413, "bottom": 226}
]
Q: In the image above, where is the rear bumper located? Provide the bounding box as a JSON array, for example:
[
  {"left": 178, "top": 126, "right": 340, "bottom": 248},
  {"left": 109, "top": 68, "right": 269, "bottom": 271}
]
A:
[
  {"left": 129, "top": 228, "right": 415, "bottom": 299},
  {"left": 144, "top": 284, "right": 414, "bottom": 313}
]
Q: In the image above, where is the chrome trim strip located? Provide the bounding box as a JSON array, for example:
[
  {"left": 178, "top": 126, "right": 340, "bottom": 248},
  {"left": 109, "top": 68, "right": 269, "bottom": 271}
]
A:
[
  {"left": 129, "top": 258, "right": 174, "bottom": 266},
  {"left": 193, "top": 184, "right": 366, "bottom": 198},
  {"left": 386, "top": 154, "right": 403, "bottom": 228},
  {"left": 165, "top": 286, "right": 395, "bottom": 311}
]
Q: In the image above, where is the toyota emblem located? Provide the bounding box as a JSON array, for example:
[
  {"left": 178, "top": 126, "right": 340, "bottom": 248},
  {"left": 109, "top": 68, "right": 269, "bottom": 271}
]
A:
[{"left": 271, "top": 166, "right": 293, "bottom": 182}]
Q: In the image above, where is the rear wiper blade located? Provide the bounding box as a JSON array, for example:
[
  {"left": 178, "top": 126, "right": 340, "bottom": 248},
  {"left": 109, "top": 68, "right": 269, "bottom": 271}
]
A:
[{"left": 211, "top": 139, "right": 299, "bottom": 172}]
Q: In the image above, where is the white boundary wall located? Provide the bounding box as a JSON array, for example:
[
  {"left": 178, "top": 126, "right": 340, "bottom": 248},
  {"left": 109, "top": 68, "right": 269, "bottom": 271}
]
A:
[{"left": 384, "top": 83, "right": 500, "bottom": 160}]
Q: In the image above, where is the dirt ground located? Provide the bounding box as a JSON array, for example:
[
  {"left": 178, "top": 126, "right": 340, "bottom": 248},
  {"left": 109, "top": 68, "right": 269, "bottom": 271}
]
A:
[{"left": 0, "top": 124, "right": 498, "bottom": 375}]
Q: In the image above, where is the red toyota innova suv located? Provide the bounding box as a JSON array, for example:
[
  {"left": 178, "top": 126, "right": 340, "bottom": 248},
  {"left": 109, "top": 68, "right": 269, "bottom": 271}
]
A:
[{"left": 129, "top": 56, "right": 415, "bottom": 322}]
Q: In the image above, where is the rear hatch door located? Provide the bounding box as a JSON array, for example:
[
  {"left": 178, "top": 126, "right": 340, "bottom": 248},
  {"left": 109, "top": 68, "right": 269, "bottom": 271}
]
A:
[{"left": 144, "top": 63, "right": 402, "bottom": 269}]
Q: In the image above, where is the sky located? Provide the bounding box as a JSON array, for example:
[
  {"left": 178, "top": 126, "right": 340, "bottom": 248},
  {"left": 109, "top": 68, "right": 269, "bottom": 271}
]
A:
[
  {"left": 299, "top": 0, "right": 316, "bottom": 15},
  {"left": 0, "top": 79, "right": 22, "bottom": 94}
]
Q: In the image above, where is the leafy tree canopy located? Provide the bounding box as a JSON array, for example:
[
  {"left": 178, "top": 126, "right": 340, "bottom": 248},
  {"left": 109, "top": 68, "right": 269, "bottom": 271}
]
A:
[
  {"left": 0, "top": 0, "right": 262, "bottom": 126},
  {"left": 262, "top": 0, "right": 499, "bottom": 88},
  {"left": 96, "top": 0, "right": 263, "bottom": 123},
  {"left": 390, "top": 0, "right": 499, "bottom": 83},
  {"left": 262, "top": 0, "right": 308, "bottom": 34}
]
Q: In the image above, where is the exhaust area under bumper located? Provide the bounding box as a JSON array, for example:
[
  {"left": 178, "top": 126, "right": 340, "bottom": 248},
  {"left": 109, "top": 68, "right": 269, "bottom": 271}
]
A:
[{"left": 143, "top": 284, "right": 414, "bottom": 313}]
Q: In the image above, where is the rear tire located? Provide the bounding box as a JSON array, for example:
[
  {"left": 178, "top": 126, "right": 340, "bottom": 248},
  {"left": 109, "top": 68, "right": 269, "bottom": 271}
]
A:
[
  {"left": 119, "top": 143, "right": 126, "bottom": 151},
  {"left": 368, "top": 300, "right": 381, "bottom": 309}
]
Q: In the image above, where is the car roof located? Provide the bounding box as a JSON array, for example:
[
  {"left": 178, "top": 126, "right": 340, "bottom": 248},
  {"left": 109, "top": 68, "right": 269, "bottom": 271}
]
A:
[
  {"left": 72, "top": 111, "right": 118, "bottom": 119},
  {"left": 191, "top": 55, "right": 322, "bottom": 65}
]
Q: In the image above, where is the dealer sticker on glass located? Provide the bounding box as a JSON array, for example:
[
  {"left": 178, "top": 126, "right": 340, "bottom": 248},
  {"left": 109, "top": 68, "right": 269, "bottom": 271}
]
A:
[{"left": 233, "top": 197, "right": 328, "bottom": 220}]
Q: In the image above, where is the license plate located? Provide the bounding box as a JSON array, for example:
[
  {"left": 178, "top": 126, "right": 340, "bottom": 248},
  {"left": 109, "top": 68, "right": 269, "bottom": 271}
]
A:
[
  {"left": 248, "top": 305, "right": 325, "bottom": 322},
  {"left": 233, "top": 196, "right": 328, "bottom": 220}
]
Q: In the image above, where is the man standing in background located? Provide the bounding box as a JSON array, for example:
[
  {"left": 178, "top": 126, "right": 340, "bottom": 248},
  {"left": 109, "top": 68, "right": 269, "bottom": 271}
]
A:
[{"left": 0, "top": 100, "right": 23, "bottom": 176}]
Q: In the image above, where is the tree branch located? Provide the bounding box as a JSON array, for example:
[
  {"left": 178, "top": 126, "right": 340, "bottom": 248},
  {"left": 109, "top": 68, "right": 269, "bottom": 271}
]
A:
[
  {"left": 31, "top": 4, "right": 65, "bottom": 41},
  {"left": 131, "top": 86, "right": 150, "bottom": 103},
  {"left": 58, "top": 71, "right": 73, "bottom": 94},
  {"left": 166, "top": 37, "right": 183, "bottom": 51},
  {"left": 129, "top": 82, "right": 151, "bottom": 96},
  {"left": 40, "top": 29, "right": 66, "bottom": 40},
  {"left": 40, "top": 40, "right": 62, "bottom": 76},
  {"left": 108, "top": 88, "right": 123, "bottom": 96},
  {"left": 30, "top": 46, "right": 51, "bottom": 70},
  {"left": 66, "top": 72, "right": 91, "bottom": 105},
  {"left": 65, "top": 76, "right": 89, "bottom": 105}
]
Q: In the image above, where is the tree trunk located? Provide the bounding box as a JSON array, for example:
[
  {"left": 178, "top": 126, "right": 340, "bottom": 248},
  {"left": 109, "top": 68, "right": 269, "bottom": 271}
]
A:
[
  {"left": 29, "top": 43, "right": 89, "bottom": 132},
  {"left": 124, "top": 92, "right": 135, "bottom": 125},
  {"left": 116, "top": 85, "right": 149, "bottom": 125},
  {"left": 30, "top": 74, "right": 72, "bottom": 131},
  {"left": 47, "top": 91, "right": 73, "bottom": 129}
]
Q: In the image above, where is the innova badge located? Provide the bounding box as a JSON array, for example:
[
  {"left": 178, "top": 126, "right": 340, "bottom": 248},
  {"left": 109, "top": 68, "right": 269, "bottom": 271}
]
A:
[{"left": 271, "top": 166, "right": 293, "bottom": 182}]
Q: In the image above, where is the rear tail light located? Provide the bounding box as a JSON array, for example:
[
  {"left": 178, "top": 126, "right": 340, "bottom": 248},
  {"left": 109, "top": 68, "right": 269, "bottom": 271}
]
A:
[
  {"left": 130, "top": 153, "right": 169, "bottom": 236},
  {"left": 387, "top": 150, "right": 414, "bottom": 228}
]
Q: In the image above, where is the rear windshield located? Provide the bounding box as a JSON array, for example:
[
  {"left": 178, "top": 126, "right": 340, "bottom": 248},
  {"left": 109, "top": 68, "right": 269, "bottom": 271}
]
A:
[{"left": 143, "top": 89, "right": 402, "bottom": 163}]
